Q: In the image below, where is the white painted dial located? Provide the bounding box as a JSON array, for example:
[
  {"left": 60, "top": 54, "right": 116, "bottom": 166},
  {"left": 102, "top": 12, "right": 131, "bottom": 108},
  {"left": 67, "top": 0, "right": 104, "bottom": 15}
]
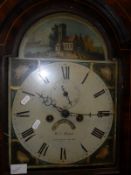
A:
[{"left": 12, "top": 61, "right": 114, "bottom": 165}]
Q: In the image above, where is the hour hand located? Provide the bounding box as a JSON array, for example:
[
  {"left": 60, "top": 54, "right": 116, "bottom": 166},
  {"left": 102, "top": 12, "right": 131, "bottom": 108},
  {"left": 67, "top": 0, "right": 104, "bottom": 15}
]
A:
[{"left": 61, "top": 85, "right": 72, "bottom": 105}]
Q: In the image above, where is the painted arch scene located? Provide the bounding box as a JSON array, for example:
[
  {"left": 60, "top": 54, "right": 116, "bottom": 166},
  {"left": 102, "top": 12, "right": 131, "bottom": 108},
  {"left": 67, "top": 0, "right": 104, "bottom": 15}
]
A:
[{"left": 19, "top": 14, "right": 108, "bottom": 60}]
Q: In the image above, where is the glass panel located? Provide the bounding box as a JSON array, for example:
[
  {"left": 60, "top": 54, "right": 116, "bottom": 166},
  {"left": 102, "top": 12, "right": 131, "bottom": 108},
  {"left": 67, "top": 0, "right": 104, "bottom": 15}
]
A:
[{"left": 9, "top": 58, "right": 117, "bottom": 168}]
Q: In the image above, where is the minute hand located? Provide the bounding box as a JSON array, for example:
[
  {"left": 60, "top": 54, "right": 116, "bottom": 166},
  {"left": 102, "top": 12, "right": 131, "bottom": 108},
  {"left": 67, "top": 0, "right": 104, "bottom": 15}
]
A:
[{"left": 70, "top": 111, "right": 112, "bottom": 118}]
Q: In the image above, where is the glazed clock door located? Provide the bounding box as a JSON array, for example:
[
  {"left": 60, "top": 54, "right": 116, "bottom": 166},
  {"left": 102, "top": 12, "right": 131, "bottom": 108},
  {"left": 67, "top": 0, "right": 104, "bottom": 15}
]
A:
[{"left": 9, "top": 58, "right": 117, "bottom": 168}]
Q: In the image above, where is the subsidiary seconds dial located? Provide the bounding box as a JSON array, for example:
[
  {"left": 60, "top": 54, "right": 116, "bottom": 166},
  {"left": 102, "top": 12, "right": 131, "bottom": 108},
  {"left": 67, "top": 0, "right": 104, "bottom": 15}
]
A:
[{"left": 12, "top": 61, "right": 114, "bottom": 164}]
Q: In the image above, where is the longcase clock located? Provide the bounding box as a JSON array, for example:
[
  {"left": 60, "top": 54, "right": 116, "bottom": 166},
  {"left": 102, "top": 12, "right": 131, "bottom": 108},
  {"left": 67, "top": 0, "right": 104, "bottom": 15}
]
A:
[{"left": 0, "top": 0, "right": 130, "bottom": 175}]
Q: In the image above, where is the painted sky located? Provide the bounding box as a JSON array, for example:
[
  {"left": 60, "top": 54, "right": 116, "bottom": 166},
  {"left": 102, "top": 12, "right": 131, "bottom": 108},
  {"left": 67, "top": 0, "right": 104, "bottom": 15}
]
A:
[{"left": 21, "top": 14, "right": 106, "bottom": 48}]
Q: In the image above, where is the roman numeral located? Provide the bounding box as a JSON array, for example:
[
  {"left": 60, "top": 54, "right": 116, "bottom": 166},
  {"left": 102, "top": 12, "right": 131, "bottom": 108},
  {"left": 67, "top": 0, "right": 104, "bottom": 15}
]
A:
[
  {"left": 43, "top": 77, "right": 50, "bottom": 84},
  {"left": 41, "top": 76, "right": 50, "bottom": 84},
  {"left": 81, "top": 72, "right": 89, "bottom": 84},
  {"left": 21, "top": 128, "right": 35, "bottom": 142},
  {"left": 97, "top": 111, "right": 111, "bottom": 117},
  {"left": 61, "top": 66, "right": 70, "bottom": 79},
  {"left": 22, "top": 91, "right": 35, "bottom": 96},
  {"left": 39, "top": 73, "right": 50, "bottom": 84},
  {"left": 94, "top": 89, "right": 105, "bottom": 98},
  {"left": 16, "top": 111, "right": 30, "bottom": 117},
  {"left": 81, "top": 144, "right": 88, "bottom": 153},
  {"left": 38, "top": 142, "right": 49, "bottom": 156},
  {"left": 60, "top": 148, "right": 67, "bottom": 160},
  {"left": 91, "top": 128, "right": 105, "bottom": 139}
]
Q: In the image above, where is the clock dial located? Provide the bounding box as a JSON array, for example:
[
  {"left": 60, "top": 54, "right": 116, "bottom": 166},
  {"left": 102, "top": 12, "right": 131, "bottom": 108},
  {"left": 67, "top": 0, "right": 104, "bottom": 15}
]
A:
[{"left": 11, "top": 61, "right": 114, "bottom": 165}]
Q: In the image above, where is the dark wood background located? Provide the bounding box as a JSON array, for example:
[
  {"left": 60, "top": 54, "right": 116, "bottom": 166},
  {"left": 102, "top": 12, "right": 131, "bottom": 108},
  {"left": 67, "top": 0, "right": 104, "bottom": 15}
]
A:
[{"left": 0, "top": 0, "right": 130, "bottom": 175}]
